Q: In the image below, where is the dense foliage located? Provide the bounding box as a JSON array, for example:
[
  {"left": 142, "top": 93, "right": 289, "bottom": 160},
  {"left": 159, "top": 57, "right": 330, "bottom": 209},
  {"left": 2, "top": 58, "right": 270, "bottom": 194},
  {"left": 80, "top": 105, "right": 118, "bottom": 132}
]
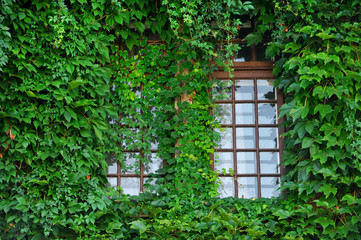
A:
[{"left": 0, "top": 0, "right": 360, "bottom": 239}]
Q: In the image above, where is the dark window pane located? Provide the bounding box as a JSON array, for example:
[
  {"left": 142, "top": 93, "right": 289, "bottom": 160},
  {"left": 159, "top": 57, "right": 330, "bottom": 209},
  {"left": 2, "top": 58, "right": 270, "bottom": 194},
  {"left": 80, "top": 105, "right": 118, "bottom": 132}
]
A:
[{"left": 234, "top": 44, "right": 252, "bottom": 62}]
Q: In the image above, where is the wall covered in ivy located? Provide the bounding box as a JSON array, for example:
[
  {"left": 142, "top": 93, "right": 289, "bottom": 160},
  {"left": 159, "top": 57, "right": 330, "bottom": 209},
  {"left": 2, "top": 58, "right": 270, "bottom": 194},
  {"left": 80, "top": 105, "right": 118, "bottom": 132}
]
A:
[{"left": 0, "top": 0, "right": 360, "bottom": 239}]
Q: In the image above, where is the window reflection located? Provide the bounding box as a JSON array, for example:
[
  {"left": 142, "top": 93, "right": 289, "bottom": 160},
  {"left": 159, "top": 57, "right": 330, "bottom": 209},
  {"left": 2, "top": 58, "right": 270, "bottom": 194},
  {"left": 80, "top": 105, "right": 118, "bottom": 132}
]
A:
[
  {"left": 260, "top": 152, "right": 279, "bottom": 173},
  {"left": 238, "top": 177, "right": 257, "bottom": 198},
  {"left": 257, "top": 79, "right": 275, "bottom": 100},
  {"left": 121, "top": 178, "right": 140, "bottom": 195},
  {"left": 106, "top": 152, "right": 118, "bottom": 174},
  {"left": 235, "top": 80, "right": 254, "bottom": 100},
  {"left": 213, "top": 80, "right": 232, "bottom": 100},
  {"left": 259, "top": 127, "right": 278, "bottom": 149},
  {"left": 236, "top": 103, "right": 255, "bottom": 124},
  {"left": 237, "top": 152, "right": 256, "bottom": 174},
  {"left": 215, "top": 104, "right": 233, "bottom": 124},
  {"left": 216, "top": 128, "right": 233, "bottom": 149},
  {"left": 236, "top": 128, "right": 255, "bottom": 148},
  {"left": 258, "top": 103, "right": 277, "bottom": 124},
  {"left": 261, "top": 177, "right": 280, "bottom": 198},
  {"left": 144, "top": 153, "right": 162, "bottom": 174},
  {"left": 215, "top": 152, "right": 234, "bottom": 173},
  {"left": 219, "top": 177, "right": 235, "bottom": 198}
]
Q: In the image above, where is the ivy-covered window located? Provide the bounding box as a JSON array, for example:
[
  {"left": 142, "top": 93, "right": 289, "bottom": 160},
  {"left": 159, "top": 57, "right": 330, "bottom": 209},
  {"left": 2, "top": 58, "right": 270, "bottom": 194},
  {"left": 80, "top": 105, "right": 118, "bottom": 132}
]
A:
[
  {"left": 105, "top": 21, "right": 283, "bottom": 198},
  {"left": 105, "top": 83, "right": 162, "bottom": 195}
]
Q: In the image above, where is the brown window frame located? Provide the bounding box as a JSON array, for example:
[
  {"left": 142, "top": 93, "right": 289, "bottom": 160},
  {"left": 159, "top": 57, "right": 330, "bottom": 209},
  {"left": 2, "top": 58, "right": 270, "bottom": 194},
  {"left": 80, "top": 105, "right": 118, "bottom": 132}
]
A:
[{"left": 212, "top": 63, "right": 284, "bottom": 198}]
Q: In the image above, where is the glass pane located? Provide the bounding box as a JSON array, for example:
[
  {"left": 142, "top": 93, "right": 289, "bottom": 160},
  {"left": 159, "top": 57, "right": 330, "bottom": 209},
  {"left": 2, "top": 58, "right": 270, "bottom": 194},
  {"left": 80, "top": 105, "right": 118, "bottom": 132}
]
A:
[
  {"left": 213, "top": 80, "right": 232, "bottom": 100},
  {"left": 107, "top": 177, "right": 117, "bottom": 188},
  {"left": 237, "top": 28, "right": 252, "bottom": 40},
  {"left": 235, "top": 80, "right": 254, "bottom": 100},
  {"left": 144, "top": 153, "right": 162, "bottom": 174},
  {"left": 257, "top": 79, "right": 275, "bottom": 100},
  {"left": 215, "top": 152, "right": 234, "bottom": 173},
  {"left": 258, "top": 103, "right": 277, "bottom": 124},
  {"left": 121, "top": 153, "right": 140, "bottom": 174},
  {"left": 237, "top": 152, "right": 257, "bottom": 174},
  {"left": 256, "top": 43, "right": 272, "bottom": 62},
  {"left": 261, "top": 177, "right": 280, "bottom": 198},
  {"left": 236, "top": 128, "right": 255, "bottom": 148},
  {"left": 260, "top": 152, "right": 279, "bottom": 174},
  {"left": 215, "top": 104, "right": 233, "bottom": 124},
  {"left": 259, "top": 127, "right": 278, "bottom": 149},
  {"left": 234, "top": 44, "right": 252, "bottom": 62},
  {"left": 216, "top": 128, "right": 233, "bottom": 149},
  {"left": 151, "top": 139, "right": 159, "bottom": 150},
  {"left": 219, "top": 177, "right": 235, "bottom": 198},
  {"left": 236, "top": 103, "right": 255, "bottom": 124},
  {"left": 106, "top": 152, "right": 118, "bottom": 174},
  {"left": 121, "top": 177, "right": 140, "bottom": 195},
  {"left": 238, "top": 177, "right": 257, "bottom": 198}
]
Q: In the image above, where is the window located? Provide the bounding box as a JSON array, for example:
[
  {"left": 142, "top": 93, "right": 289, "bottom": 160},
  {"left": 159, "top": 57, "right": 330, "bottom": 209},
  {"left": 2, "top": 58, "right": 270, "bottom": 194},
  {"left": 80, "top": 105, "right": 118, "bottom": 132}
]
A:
[
  {"left": 106, "top": 85, "right": 162, "bottom": 195},
  {"left": 213, "top": 69, "right": 283, "bottom": 198},
  {"left": 106, "top": 21, "right": 283, "bottom": 198}
]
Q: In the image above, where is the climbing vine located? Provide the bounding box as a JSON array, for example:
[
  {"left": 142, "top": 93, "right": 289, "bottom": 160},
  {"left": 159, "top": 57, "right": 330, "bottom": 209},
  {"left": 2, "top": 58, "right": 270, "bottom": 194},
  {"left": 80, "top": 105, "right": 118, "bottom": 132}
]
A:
[{"left": 0, "top": 0, "right": 361, "bottom": 239}]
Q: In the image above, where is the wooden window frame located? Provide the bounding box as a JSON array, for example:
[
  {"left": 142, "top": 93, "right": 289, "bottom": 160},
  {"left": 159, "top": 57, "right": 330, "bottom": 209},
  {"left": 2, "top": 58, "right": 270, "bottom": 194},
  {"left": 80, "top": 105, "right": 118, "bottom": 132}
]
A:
[{"left": 212, "top": 63, "right": 284, "bottom": 198}]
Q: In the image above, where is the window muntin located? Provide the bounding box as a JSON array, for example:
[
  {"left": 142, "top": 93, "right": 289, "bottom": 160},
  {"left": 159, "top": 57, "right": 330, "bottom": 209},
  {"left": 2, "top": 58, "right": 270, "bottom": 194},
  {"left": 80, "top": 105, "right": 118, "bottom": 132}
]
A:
[
  {"left": 214, "top": 76, "right": 282, "bottom": 198},
  {"left": 106, "top": 83, "right": 161, "bottom": 195}
]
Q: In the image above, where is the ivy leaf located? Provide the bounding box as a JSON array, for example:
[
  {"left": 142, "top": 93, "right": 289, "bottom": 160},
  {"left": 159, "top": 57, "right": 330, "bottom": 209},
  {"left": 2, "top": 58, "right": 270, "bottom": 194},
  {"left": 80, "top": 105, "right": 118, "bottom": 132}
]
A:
[
  {"left": 93, "top": 125, "right": 103, "bottom": 140},
  {"left": 317, "top": 32, "right": 336, "bottom": 40},
  {"left": 114, "top": 14, "right": 123, "bottom": 25},
  {"left": 315, "top": 217, "right": 335, "bottom": 230},
  {"left": 68, "top": 80, "right": 85, "bottom": 90},
  {"left": 302, "top": 137, "right": 313, "bottom": 149},
  {"left": 318, "top": 184, "right": 337, "bottom": 198},
  {"left": 130, "top": 220, "right": 148, "bottom": 233},
  {"left": 274, "top": 209, "right": 292, "bottom": 219},
  {"left": 64, "top": 112, "right": 72, "bottom": 122},
  {"left": 26, "top": 91, "right": 37, "bottom": 98},
  {"left": 243, "top": 32, "right": 262, "bottom": 45}
]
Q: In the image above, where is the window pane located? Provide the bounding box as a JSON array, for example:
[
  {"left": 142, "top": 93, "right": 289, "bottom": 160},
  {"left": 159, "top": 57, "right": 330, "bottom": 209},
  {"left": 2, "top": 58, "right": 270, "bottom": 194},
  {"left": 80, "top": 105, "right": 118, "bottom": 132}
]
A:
[
  {"left": 259, "top": 127, "right": 278, "bottom": 149},
  {"left": 144, "top": 153, "right": 162, "bottom": 174},
  {"left": 215, "top": 152, "right": 234, "bottom": 173},
  {"left": 219, "top": 177, "right": 235, "bottom": 198},
  {"left": 215, "top": 104, "right": 233, "bottom": 124},
  {"left": 213, "top": 80, "right": 232, "bottom": 100},
  {"left": 106, "top": 152, "right": 118, "bottom": 174},
  {"left": 234, "top": 44, "right": 252, "bottom": 62},
  {"left": 121, "top": 153, "right": 140, "bottom": 174},
  {"left": 107, "top": 177, "right": 117, "bottom": 188},
  {"left": 260, "top": 152, "right": 279, "bottom": 174},
  {"left": 235, "top": 80, "right": 254, "bottom": 100},
  {"left": 261, "top": 177, "right": 280, "bottom": 198},
  {"left": 237, "top": 27, "right": 252, "bottom": 40},
  {"left": 216, "top": 128, "right": 233, "bottom": 149},
  {"left": 238, "top": 177, "right": 257, "bottom": 198},
  {"left": 257, "top": 79, "right": 275, "bottom": 100},
  {"left": 121, "top": 178, "right": 140, "bottom": 195},
  {"left": 236, "top": 128, "right": 255, "bottom": 148},
  {"left": 256, "top": 43, "right": 272, "bottom": 62},
  {"left": 258, "top": 103, "right": 277, "bottom": 124},
  {"left": 236, "top": 103, "right": 255, "bottom": 124},
  {"left": 237, "top": 152, "right": 256, "bottom": 174}
]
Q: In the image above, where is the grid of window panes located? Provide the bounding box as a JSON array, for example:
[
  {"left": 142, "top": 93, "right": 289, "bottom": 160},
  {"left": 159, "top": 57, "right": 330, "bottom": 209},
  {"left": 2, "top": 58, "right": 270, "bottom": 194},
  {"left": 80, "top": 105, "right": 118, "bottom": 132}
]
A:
[
  {"left": 106, "top": 151, "right": 161, "bottom": 195},
  {"left": 106, "top": 85, "right": 162, "bottom": 195},
  {"left": 214, "top": 78, "right": 282, "bottom": 198}
]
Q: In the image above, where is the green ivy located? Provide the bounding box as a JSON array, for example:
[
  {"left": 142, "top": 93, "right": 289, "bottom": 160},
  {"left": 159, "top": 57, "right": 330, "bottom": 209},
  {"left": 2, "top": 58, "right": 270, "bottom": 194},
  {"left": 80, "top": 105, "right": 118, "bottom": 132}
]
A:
[{"left": 1, "top": 0, "right": 361, "bottom": 239}]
